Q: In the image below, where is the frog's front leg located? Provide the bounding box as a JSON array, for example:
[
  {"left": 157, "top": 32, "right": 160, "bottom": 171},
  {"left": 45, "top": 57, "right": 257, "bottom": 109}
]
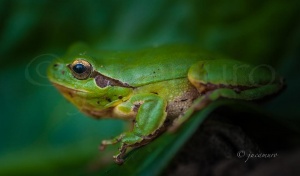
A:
[{"left": 100, "top": 94, "right": 167, "bottom": 164}]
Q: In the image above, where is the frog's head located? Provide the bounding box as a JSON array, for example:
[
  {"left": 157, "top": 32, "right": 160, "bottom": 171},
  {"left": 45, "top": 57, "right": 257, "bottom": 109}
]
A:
[{"left": 47, "top": 53, "right": 133, "bottom": 119}]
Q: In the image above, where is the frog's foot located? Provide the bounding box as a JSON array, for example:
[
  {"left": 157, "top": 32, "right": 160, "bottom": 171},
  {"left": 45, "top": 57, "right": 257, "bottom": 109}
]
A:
[
  {"left": 113, "top": 143, "right": 129, "bottom": 165},
  {"left": 101, "top": 132, "right": 144, "bottom": 164},
  {"left": 114, "top": 130, "right": 168, "bottom": 164},
  {"left": 113, "top": 143, "right": 127, "bottom": 164}
]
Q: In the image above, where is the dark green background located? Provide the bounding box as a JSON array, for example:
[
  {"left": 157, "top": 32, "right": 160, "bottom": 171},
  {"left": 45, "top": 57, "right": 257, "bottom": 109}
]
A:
[{"left": 1, "top": 0, "right": 300, "bottom": 175}]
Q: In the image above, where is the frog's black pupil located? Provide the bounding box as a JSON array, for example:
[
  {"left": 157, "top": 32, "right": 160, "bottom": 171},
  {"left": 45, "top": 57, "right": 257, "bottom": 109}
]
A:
[{"left": 73, "top": 64, "right": 86, "bottom": 74}]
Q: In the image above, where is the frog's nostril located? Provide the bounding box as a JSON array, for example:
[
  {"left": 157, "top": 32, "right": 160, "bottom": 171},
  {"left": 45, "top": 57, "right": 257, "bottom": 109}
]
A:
[{"left": 53, "top": 63, "right": 59, "bottom": 67}]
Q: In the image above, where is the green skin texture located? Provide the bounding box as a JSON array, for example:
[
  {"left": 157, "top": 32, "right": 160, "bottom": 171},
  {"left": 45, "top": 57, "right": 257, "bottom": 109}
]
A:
[{"left": 48, "top": 43, "right": 283, "bottom": 164}]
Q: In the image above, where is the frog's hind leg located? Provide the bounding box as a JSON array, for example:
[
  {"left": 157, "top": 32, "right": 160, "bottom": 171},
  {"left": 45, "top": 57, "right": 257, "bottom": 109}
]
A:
[
  {"left": 170, "top": 84, "right": 282, "bottom": 131},
  {"left": 171, "top": 60, "right": 283, "bottom": 131}
]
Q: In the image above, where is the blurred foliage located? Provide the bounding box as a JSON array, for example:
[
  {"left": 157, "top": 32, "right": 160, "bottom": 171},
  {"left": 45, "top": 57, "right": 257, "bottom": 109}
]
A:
[{"left": 0, "top": 0, "right": 300, "bottom": 175}]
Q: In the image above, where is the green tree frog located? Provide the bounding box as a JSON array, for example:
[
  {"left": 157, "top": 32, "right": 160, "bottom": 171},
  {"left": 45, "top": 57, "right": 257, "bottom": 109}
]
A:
[{"left": 47, "top": 43, "right": 283, "bottom": 164}]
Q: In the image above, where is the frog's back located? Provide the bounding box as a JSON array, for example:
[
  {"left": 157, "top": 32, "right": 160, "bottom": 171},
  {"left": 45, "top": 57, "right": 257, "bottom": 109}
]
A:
[{"left": 89, "top": 44, "right": 214, "bottom": 87}]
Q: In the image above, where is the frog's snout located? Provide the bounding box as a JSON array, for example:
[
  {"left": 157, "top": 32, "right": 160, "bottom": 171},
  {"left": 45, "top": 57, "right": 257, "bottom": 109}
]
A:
[{"left": 48, "top": 62, "right": 68, "bottom": 81}]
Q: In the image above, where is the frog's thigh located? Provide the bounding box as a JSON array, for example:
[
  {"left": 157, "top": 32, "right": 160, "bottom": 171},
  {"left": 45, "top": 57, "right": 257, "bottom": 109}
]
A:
[{"left": 117, "top": 94, "right": 167, "bottom": 145}]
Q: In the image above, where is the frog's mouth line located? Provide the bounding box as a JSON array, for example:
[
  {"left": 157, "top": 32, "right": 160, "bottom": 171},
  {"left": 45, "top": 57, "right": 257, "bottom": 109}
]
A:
[
  {"left": 52, "top": 82, "right": 88, "bottom": 95},
  {"left": 49, "top": 70, "right": 134, "bottom": 96}
]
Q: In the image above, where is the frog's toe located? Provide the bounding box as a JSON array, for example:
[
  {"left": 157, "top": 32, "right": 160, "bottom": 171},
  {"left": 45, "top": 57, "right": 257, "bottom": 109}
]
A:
[
  {"left": 112, "top": 143, "right": 129, "bottom": 164},
  {"left": 111, "top": 133, "right": 146, "bottom": 164},
  {"left": 99, "top": 143, "right": 106, "bottom": 151},
  {"left": 113, "top": 155, "right": 125, "bottom": 165},
  {"left": 99, "top": 135, "right": 123, "bottom": 151}
]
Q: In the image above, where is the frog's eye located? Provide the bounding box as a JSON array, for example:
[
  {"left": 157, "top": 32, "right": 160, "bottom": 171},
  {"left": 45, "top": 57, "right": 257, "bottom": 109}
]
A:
[{"left": 69, "top": 59, "right": 92, "bottom": 80}]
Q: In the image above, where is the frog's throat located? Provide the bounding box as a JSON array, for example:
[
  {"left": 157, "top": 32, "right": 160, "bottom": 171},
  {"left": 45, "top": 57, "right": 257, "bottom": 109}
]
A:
[
  {"left": 90, "top": 70, "right": 134, "bottom": 88},
  {"left": 52, "top": 83, "right": 115, "bottom": 119}
]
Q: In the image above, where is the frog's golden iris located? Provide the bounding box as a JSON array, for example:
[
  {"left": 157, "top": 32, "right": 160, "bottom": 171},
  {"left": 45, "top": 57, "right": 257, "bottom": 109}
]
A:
[{"left": 68, "top": 59, "right": 92, "bottom": 80}]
